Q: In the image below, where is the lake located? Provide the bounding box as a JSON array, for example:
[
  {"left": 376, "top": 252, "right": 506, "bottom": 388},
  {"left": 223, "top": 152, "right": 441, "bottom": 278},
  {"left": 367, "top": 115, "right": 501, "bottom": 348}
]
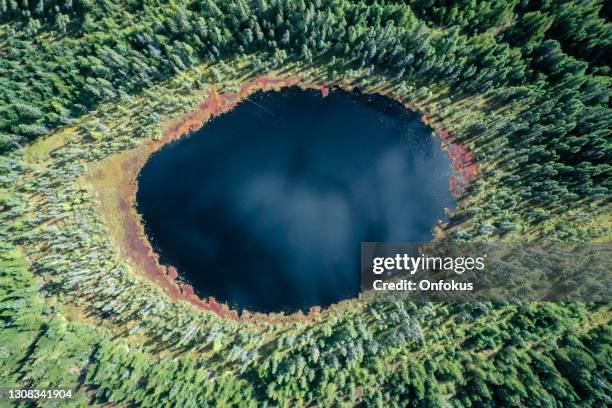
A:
[{"left": 136, "top": 87, "right": 455, "bottom": 313}]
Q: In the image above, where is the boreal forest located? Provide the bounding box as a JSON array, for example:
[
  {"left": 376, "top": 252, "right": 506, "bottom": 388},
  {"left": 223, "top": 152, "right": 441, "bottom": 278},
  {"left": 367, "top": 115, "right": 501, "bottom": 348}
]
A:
[{"left": 0, "top": 0, "right": 610, "bottom": 407}]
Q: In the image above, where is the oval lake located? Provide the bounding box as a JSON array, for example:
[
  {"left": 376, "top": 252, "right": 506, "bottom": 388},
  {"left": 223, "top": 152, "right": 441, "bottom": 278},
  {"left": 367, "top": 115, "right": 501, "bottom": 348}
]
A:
[{"left": 136, "top": 87, "right": 456, "bottom": 313}]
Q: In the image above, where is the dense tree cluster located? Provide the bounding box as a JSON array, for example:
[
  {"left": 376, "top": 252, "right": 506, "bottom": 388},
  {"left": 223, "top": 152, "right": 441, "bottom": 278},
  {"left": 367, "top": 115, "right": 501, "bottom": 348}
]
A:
[{"left": 397, "top": 0, "right": 612, "bottom": 205}]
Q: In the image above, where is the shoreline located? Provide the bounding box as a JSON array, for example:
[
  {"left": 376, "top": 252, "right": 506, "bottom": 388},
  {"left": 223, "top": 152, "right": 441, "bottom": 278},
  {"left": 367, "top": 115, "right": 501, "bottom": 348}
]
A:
[{"left": 90, "top": 74, "right": 478, "bottom": 321}]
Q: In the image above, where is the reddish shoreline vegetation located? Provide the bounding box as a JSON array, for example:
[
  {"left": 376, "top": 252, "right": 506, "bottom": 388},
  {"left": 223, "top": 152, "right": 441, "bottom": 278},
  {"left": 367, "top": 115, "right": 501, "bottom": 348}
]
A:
[
  {"left": 440, "top": 131, "right": 479, "bottom": 197},
  {"left": 102, "top": 75, "right": 478, "bottom": 319},
  {"left": 419, "top": 116, "right": 479, "bottom": 197}
]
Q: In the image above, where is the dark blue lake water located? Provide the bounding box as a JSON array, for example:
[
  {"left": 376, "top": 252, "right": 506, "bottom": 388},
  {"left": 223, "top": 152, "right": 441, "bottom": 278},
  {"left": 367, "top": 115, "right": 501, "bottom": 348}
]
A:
[{"left": 136, "top": 87, "right": 455, "bottom": 313}]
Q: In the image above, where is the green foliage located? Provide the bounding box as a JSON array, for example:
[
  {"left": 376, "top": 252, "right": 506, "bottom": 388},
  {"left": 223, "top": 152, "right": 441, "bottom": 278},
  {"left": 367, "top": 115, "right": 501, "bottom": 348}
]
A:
[{"left": 0, "top": 0, "right": 610, "bottom": 406}]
